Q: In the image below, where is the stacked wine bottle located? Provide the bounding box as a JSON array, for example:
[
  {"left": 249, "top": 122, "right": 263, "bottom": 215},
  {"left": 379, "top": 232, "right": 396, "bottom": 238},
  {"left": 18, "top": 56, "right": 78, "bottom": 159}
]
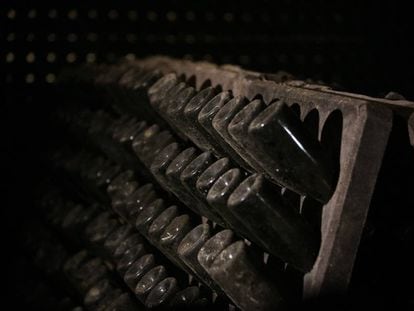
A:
[{"left": 34, "top": 60, "right": 344, "bottom": 310}]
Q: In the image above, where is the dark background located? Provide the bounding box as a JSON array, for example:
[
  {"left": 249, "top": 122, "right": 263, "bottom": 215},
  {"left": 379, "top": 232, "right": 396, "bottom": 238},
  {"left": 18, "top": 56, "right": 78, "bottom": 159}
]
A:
[
  {"left": 2, "top": 0, "right": 414, "bottom": 97},
  {"left": 1, "top": 1, "right": 413, "bottom": 309}
]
